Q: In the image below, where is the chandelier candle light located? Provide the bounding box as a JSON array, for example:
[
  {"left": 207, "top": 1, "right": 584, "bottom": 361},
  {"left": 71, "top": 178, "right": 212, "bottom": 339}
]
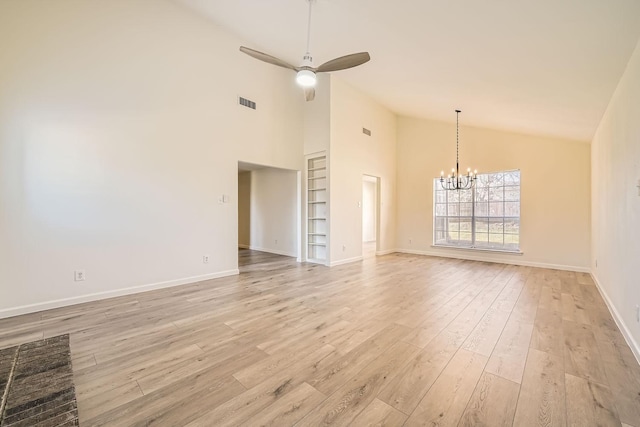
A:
[{"left": 440, "top": 109, "right": 477, "bottom": 191}]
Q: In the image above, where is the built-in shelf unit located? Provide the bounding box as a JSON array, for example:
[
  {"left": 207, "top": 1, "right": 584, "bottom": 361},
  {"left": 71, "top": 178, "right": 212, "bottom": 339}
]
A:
[{"left": 306, "top": 154, "right": 327, "bottom": 264}]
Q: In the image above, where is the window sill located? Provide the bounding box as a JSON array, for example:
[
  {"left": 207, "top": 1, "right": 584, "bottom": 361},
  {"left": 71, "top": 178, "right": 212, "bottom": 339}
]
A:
[{"left": 431, "top": 244, "right": 523, "bottom": 255}]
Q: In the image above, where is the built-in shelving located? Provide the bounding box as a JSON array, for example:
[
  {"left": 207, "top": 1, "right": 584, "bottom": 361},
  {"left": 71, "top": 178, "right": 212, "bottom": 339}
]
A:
[{"left": 306, "top": 154, "right": 327, "bottom": 264}]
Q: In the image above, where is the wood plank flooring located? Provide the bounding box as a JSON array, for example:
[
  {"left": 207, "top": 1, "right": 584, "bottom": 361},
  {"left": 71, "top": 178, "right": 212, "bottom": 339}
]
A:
[{"left": 1, "top": 249, "right": 639, "bottom": 426}]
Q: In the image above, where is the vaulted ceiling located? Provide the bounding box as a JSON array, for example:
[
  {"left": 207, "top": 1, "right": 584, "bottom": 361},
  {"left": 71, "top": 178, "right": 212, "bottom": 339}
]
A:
[{"left": 177, "top": 0, "right": 640, "bottom": 141}]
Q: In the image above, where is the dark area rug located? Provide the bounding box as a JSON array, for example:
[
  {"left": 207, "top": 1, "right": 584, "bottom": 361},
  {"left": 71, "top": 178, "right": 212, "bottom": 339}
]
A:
[{"left": 0, "top": 334, "right": 79, "bottom": 426}]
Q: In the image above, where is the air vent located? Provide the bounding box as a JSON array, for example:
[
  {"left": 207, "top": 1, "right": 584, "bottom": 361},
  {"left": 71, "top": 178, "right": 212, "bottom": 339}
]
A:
[
  {"left": 362, "top": 127, "right": 372, "bottom": 136},
  {"left": 238, "top": 96, "right": 256, "bottom": 110}
]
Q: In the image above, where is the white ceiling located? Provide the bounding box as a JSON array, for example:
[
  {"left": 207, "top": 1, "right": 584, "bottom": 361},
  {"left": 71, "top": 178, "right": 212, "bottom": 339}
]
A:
[{"left": 177, "top": 0, "right": 640, "bottom": 141}]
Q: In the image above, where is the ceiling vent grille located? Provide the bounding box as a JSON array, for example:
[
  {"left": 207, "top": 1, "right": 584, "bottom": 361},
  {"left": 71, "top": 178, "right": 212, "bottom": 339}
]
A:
[
  {"left": 239, "top": 96, "right": 256, "bottom": 110},
  {"left": 362, "top": 127, "right": 372, "bottom": 136}
]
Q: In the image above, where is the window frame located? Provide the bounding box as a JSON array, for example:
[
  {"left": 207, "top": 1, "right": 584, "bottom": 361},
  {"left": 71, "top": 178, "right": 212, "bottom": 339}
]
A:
[{"left": 433, "top": 169, "right": 521, "bottom": 253}]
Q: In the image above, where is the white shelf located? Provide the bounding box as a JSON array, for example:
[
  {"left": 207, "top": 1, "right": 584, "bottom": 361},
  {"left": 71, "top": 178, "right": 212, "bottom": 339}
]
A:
[{"left": 307, "top": 154, "right": 328, "bottom": 264}]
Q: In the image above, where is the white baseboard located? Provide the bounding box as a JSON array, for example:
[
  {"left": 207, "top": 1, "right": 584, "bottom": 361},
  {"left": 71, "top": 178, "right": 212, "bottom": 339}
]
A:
[
  {"left": 591, "top": 273, "right": 640, "bottom": 365},
  {"left": 0, "top": 269, "right": 239, "bottom": 320},
  {"left": 395, "top": 248, "right": 590, "bottom": 272},
  {"left": 248, "top": 246, "right": 296, "bottom": 258},
  {"left": 329, "top": 256, "right": 363, "bottom": 267},
  {"left": 375, "top": 248, "right": 398, "bottom": 256}
]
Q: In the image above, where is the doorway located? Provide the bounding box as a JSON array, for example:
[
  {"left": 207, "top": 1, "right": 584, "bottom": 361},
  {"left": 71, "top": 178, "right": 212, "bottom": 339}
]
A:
[
  {"left": 238, "top": 161, "right": 301, "bottom": 270},
  {"left": 362, "top": 175, "right": 380, "bottom": 259}
]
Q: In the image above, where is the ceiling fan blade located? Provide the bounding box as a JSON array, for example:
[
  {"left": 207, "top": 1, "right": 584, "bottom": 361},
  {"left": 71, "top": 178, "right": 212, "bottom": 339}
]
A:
[
  {"left": 316, "top": 52, "right": 370, "bottom": 73},
  {"left": 304, "top": 87, "right": 316, "bottom": 102},
  {"left": 239, "top": 46, "right": 298, "bottom": 71}
]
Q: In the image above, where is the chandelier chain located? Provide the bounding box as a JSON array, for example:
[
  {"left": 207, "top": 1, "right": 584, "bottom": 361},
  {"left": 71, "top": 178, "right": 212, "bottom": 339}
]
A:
[{"left": 456, "top": 110, "right": 459, "bottom": 167}]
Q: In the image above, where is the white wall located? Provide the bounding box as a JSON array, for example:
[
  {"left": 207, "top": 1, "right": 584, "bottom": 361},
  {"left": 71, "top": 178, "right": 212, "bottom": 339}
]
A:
[
  {"left": 238, "top": 171, "right": 251, "bottom": 247},
  {"left": 362, "top": 178, "right": 377, "bottom": 242},
  {"left": 329, "top": 77, "right": 397, "bottom": 265},
  {"left": 396, "top": 116, "right": 591, "bottom": 271},
  {"left": 303, "top": 74, "right": 331, "bottom": 156},
  {"left": 0, "top": 0, "right": 304, "bottom": 317},
  {"left": 248, "top": 168, "right": 298, "bottom": 257},
  {"left": 591, "top": 37, "right": 640, "bottom": 356}
]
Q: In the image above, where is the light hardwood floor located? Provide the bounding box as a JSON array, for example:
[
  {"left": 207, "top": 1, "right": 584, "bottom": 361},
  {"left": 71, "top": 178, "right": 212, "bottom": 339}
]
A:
[{"left": 1, "top": 250, "right": 639, "bottom": 426}]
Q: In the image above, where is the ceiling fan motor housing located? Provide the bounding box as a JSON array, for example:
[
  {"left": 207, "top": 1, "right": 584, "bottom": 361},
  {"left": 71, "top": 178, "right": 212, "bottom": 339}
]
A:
[{"left": 301, "top": 53, "right": 313, "bottom": 68}]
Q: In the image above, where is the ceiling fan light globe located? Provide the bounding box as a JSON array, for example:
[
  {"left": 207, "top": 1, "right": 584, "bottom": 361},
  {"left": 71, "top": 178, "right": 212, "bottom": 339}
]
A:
[{"left": 296, "top": 69, "right": 316, "bottom": 87}]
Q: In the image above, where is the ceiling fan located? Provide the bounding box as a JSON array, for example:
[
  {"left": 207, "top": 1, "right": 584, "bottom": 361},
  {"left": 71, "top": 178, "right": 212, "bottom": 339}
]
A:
[{"left": 239, "top": 0, "right": 370, "bottom": 101}]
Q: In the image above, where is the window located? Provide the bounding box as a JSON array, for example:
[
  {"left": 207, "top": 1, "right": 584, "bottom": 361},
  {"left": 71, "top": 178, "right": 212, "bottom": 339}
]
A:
[{"left": 434, "top": 170, "right": 520, "bottom": 251}]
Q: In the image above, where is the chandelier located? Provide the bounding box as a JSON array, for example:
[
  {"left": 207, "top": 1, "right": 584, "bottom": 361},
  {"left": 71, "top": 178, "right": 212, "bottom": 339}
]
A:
[{"left": 440, "top": 109, "right": 477, "bottom": 190}]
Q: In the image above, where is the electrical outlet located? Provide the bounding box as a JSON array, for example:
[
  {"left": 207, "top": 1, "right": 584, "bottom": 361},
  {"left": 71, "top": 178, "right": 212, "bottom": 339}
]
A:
[
  {"left": 275, "top": 239, "right": 278, "bottom": 245},
  {"left": 342, "top": 245, "right": 346, "bottom": 252},
  {"left": 636, "top": 305, "right": 639, "bottom": 323},
  {"left": 74, "top": 270, "right": 85, "bottom": 282},
  {"left": 409, "top": 239, "right": 412, "bottom": 244},
  {"left": 203, "top": 255, "right": 210, "bottom": 264},
  {"left": 595, "top": 259, "right": 598, "bottom": 268}
]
